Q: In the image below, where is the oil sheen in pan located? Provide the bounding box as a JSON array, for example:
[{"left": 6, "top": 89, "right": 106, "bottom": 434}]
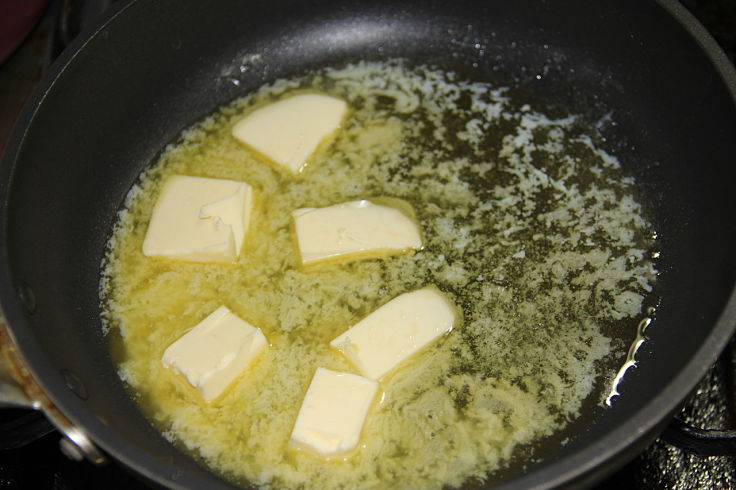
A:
[{"left": 99, "top": 60, "right": 658, "bottom": 489}]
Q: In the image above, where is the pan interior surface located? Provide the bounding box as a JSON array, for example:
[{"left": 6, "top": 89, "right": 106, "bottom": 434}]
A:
[
  {"left": 100, "top": 57, "right": 659, "bottom": 489},
  {"left": 0, "top": 1, "right": 735, "bottom": 489}
]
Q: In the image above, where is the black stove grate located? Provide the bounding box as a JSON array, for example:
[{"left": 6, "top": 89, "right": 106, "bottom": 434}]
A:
[{"left": 600, "top": 341, "right": 736, "bottom": 489}]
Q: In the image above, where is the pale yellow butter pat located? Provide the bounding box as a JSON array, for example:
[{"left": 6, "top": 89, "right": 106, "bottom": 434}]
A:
[
  {"left": 142, "top": 175, "right": 254, "bottom": 263},
  {"left": 330, "top": 287, "right": 456, "bottom": 380},
  {"left": 290, "top": 368, "right": 378, "bottom": 456},
  {"left": 162, "top": 305, "right": 267, "bottom": 402},
  {"left": 292, "top": 200, "right": 422, "bottom": 265},
  {"left": 232, "top": 93, "right": 347, "bottom": 174}
]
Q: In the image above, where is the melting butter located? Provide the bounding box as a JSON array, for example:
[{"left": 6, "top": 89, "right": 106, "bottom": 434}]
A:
[
  {"left": 142, "top": 175, "right": 254, "bottom": 263},
  {"left": 100, "top": 60, "right": 658, "bottom": 490},
  {"left": 293, "top": 200, "right": 422, "bottom": 266}
]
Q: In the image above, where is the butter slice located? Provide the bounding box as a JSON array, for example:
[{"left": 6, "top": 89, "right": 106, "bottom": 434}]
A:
[
  {"left": 290, "top": 368, "right": 378, "bottom": 456},
  {"left": 162, "top": 305, "right": 267, "bottom": 402},
  {"left": 330, "top": 287, "right": 456, "bottom": 380},
  {"left": 142, "top": 175, "right": 254, "bottom": 263},
  {"left": 292, "top": 200, "right": 422, "bottom": 265},
  {"left": 232, "top": 93, "right": 347, "bottom": 173}
]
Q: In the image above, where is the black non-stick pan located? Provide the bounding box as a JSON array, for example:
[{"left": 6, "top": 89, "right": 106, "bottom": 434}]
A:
[{"left": 1, "top": 0, "right": 736, "bottom": 488}]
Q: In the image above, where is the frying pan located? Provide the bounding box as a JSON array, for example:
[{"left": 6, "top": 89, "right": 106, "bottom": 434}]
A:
[{"left": 1, "top": 0, "right": 736, "bottom": 488}]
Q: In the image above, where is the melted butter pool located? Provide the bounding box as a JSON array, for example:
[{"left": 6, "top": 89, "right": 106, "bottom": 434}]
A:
[{"left": 100, "top": 60, "right": 657, "bottom": 489}]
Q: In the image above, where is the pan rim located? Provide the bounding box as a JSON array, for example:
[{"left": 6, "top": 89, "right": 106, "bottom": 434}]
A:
[{"left": 0, "top": 1, "right": 237, "bottom": 488}]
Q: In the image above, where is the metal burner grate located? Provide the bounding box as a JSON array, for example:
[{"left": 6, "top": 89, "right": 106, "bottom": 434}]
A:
[{"left": 600, "top": 340, "right": 736, "bottom": 489}]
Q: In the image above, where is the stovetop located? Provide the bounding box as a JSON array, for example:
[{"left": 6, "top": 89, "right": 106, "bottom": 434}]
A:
[{"left": 1, "top": 1, "right": 735, "bottom": 489}]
